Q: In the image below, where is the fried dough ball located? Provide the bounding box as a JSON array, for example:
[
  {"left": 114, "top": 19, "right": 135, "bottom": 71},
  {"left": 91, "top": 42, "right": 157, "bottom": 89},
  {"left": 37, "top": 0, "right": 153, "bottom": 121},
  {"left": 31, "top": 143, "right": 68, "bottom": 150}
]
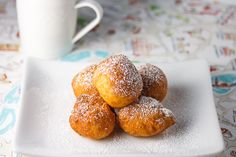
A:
[
  {"left": 69, "top": 94, "right": 115, "bottom": 140},
  {"left": 118, "top": 96, "right": 175, "bottom": 137},
  {"left": 139, "top": 64, "right": 168, "bottom": 102},
  {"left": 93, "top": 54, "right": 143, "bottom": 108},
  {"left": 72, "top": 64, "right": 99, "bottom": 97}
]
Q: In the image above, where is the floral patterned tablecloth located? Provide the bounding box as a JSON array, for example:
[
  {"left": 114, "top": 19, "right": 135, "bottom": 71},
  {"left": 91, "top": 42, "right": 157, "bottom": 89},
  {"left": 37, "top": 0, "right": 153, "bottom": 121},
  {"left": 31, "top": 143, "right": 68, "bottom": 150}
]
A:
[{"left": 1, "top": 0, "right": 236, "bottom": 156}]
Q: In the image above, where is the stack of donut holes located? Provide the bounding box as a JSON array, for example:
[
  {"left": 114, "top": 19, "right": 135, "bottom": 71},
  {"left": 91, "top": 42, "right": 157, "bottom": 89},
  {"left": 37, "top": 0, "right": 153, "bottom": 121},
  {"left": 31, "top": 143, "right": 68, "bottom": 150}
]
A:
[{"left": 70, "top": 54, "right": 175, "bottom": 140}]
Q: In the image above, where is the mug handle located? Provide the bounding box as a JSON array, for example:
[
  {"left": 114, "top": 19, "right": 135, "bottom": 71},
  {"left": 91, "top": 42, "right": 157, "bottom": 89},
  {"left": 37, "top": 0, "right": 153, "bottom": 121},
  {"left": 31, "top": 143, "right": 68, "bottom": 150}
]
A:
[{"left": 72, "top": 0, "right": 103, "bottom": 43}]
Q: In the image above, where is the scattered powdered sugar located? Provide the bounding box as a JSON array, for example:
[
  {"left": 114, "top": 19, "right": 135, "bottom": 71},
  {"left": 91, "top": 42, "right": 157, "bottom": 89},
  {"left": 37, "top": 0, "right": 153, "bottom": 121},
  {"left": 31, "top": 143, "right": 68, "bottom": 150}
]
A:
[
  {"left": 156, "top": 118, "right": 165, "bottom": 125},
  {"left": 139, "top": 63, "right": 167, "bottom": 92},
  {"left": 128, "top": 96, "right": 163, "bottom": 117},
  {"left": 119, "top": 96, "right": 174, "bottom": 122},
  {"left": 71, "top": 94, "right": 112, "bottom": 123},
  {"left": 159, "top": 107, "right": 175, "bottom": 118},
  {"left": 96, "top": 54, "right": 143, "bottom": 97},
  {"left": 75, "top": 64, "right": 97, "bottom": 86},
  {"left": 73, "top": 103, "right": 108, "bottom": 123},
  {"left": 138, "top": 96, "right": 163, "bottom": 108}
]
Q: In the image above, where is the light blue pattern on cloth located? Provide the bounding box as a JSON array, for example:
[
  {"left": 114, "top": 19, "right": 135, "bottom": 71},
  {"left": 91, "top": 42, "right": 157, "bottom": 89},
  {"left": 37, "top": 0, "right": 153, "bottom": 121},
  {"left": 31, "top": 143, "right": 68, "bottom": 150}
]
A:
[
  {"left": 3, "top": 84, "right": 21, "bottom": 105},
  {"left": 0, "top": 83, "right": 20, "bottom": 135},
  {"left": 61, "top": 50, "right": 110, "bottom": 62},
  {"left": 212, "top": 73, "right": 236, "bottom": 95},
  {"left": 61, "top": 51, "right": 91, "bottom": 62},
  {"left": 95, "top": 50, "right": 109, "bottom": 58},
  {"left": 0, "top": 108, "right": 15, "bottom": 135}
]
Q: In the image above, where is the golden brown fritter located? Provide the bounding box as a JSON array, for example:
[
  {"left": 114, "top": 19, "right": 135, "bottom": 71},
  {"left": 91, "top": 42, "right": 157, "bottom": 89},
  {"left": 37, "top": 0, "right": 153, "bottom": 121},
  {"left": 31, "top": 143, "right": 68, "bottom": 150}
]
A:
[
  {"left": 69, "top": 94, "right": 115, "bottom": 140},
  {"left": 139, "top": 64, "right": 168, "bottom": 102},
  {"left": 72, "top": 64, "right": 99, "bottom": 97},
  {"left": 93, "top": 54, "right": 143, "bottom": 108},
  {"left": 118, "top": 96, "right": 175, "bottom": 137}
]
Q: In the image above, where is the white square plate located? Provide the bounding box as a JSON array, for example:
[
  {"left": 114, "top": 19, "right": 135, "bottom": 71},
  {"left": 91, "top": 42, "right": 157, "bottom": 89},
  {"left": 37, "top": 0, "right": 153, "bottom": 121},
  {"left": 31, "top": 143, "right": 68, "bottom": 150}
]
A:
[{"left": 14, "top": 58, "right": 224, "bottom": 157}]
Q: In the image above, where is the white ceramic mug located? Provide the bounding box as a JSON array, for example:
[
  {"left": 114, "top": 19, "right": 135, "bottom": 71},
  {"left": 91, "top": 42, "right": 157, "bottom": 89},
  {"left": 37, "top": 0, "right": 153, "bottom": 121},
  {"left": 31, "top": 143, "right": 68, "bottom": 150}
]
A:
[{"left": 17, "top": 0, "right": 103, "bottom": 59}]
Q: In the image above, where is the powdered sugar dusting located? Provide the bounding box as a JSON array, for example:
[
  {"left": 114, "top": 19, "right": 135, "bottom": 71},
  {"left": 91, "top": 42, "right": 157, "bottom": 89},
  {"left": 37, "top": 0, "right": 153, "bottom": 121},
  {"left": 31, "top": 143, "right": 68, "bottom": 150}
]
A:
[
  {"left": 71, "top": 94, "right": 112, "bottom": 123},
  {"left": 139, "top": 96, "right": 163, "bottom": 108},
  {"left": 96, "top": 54, "right": 143, "bottom": 97},
  {"left": 139, "top": 63, "right": 167, "bottom": 93},
  {"left": 159, "top": 107, "right": 175, "bottom": 118},
  {"left": 119, "top": 96, "right": 174, "bottom": 121},
  {"left": 76, "top": 64, "right": 97, "bottom": 86},
  {"left": 156, "top": 118, "right": 165, "bottom": 125}
]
